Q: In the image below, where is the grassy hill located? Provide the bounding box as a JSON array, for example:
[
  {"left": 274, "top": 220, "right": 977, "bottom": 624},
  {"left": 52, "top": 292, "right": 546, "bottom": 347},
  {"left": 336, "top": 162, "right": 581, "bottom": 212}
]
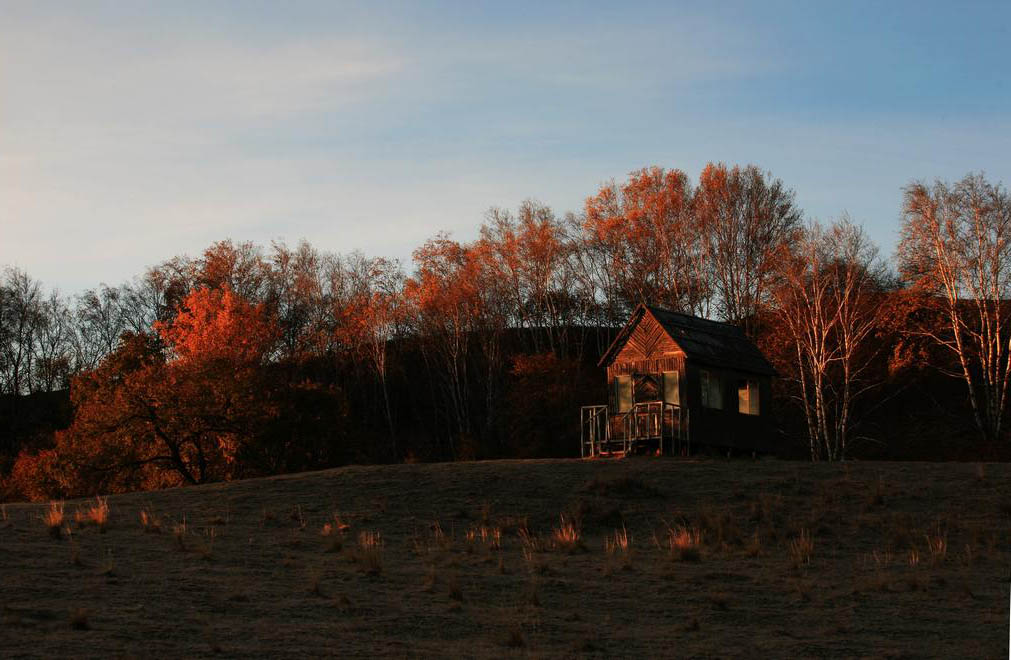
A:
[{"left": 1, "top": 458, "right": 1008, "bottom": 657}]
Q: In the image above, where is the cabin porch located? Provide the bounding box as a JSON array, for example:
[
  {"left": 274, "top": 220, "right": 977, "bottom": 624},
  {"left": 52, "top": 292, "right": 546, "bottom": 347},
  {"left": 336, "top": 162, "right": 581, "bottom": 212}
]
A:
[{"left": 580, "top": 401, "right": 690, "bottom": 458}]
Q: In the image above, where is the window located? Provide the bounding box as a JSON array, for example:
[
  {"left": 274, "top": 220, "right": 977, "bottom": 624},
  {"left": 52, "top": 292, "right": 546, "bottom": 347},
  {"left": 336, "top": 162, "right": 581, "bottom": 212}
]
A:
[
  {"left": 738, "top": 379, "right": 760, "bottom": 415},
  {"left": 663, "top": 370, "right": 680, "bottom": 406},
  {"left": 700, "top": 369, "right": 722, "bottom": 410},
  {"left": 615, "top": 374, "right": 633, "bottom": 413}
]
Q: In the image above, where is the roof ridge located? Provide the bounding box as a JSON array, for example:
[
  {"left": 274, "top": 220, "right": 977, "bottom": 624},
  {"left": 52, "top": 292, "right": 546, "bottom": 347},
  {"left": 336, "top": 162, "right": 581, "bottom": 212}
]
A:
[{"left": 644, "top": 305, "right": 745, "bottom": 334}]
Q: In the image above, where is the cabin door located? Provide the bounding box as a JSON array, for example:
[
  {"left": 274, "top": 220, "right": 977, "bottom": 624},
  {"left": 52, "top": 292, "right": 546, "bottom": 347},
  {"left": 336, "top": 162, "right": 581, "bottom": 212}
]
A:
[{"left": 634, "top": 374, "right": 660, "bottom": 403}]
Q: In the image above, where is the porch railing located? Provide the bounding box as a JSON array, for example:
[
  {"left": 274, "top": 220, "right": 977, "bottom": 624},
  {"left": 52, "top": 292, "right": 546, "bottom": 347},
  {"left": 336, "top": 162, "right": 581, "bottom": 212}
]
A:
[
  {"left": 580, "top": 405, "right": 609, "bottom": 457},
  {"left": 580, "top": 401, "right": 690, "bottom": 457}
]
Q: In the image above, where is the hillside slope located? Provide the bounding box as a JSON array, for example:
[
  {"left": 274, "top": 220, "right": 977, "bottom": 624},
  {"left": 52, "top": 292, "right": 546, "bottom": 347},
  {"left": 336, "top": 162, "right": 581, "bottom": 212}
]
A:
[{"left": 1, "top": 458, "right": 1008, "bottom": 657}]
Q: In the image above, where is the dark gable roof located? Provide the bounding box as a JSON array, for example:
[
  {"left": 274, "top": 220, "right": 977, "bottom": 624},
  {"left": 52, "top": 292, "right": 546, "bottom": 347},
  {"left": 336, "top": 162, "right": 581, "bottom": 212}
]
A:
[{"left": 599, "top": 304, "right": 777, "bottom": 376}]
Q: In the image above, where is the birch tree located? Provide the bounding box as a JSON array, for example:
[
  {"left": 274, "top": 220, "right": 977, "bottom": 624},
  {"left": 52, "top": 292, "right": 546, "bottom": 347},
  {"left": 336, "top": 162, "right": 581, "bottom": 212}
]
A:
[
  {"left": 774, "top": 218, "right": 884, "bottom": 460},
  {"left": 898, "top": 173, "right": 1011, "bottom": 447}
]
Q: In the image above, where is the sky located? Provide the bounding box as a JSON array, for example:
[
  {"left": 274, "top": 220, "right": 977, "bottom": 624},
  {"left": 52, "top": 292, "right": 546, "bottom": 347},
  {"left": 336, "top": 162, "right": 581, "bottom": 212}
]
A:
[{"left": 2, "top": 1, "right": 1009, "bottom": 293}]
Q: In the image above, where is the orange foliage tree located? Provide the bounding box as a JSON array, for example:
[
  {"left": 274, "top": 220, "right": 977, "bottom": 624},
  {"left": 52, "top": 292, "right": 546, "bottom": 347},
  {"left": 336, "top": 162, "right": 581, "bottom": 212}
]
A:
[
  {"left": 696, "top": 163, "right": 802, "bottom": 332},
  {"left": 340, "top": 254, "right": 405, "bottom": 457},
  {"left": 12, "top": 286, "right": 284, "bottom": 496},
  {"left": 480, "top": 201, "right": 582, "bottom": 356},
  {"left": 583, "top": 167, "right": 707, "bottom": 318},
  {"left": 404, "top": 235, "right": 484, "bottom": 457}
]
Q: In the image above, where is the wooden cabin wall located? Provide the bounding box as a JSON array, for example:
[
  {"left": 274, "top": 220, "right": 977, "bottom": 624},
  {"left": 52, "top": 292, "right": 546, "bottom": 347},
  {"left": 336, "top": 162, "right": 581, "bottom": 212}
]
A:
[
  {"left": 605, "top": 313, "right": 685, "bottom": 385},
  {"left": 684, "top": 363, "right": 773, "bottom": 452}
]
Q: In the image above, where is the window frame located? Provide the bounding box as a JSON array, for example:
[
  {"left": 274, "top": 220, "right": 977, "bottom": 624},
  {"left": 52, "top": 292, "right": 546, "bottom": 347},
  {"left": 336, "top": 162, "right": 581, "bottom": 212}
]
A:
[
  {"left": 662, "top": 370, "right": 680, "bottom": 406},
  {"left": 737, "top": 378, "right": 760, "bottom": 416},
  {"left": 700, "top": 369, "right": 723, "bottom": 410},
  {"left": 615, "top": 374, "right": 633, "bottom": 413}
]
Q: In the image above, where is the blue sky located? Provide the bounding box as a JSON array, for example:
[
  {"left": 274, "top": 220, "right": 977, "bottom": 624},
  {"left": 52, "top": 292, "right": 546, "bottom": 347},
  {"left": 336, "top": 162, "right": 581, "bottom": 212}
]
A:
[{"left": 2, "top": 1, "right": 1009, "bottom": 292}]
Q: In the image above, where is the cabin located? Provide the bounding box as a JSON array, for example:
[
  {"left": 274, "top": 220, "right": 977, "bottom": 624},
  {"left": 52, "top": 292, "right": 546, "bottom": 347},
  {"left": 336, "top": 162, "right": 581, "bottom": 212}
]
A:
[{"left": 580, "top": 304, "right": 776, "bottom": 457}]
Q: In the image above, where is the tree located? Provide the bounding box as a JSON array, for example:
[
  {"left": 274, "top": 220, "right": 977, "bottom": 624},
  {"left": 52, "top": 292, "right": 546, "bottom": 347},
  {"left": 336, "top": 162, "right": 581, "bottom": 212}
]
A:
[
  {"left": 480, "top": 201, "right": 581, "bottom": 356},
  {"left": 773, "top": 218, "right": 885, "bottom": 460},
  {"left": 341, "top": 253, "right": 405, "bottom": 458},
  {"left": 196, "top": 240, "right": 269, "bottom": 301},
  {"left": 32, "top": 291, "right": 74, "bottom": 393},
  {"left": 268, "top": 240, "right": 327, "bottom": 363},
  {"left": 404, "top": 235, "right": 481, "bottom": 457},
  {"left": 74, "top": 284, "right": 126, "bottom": 372},
  {"left": 48, "top": 286, "right": 281, "bottom": 492},
  {"left": 583, "top": 167, "right": 709, "bottom": 317},
  {"left": 157, "top": 286, "right": 277, "bottom": 365},
  {"left": 0, "top": 267, "right": 43, "bottom": 396},
  {"left": 898, "top": 173, "right": 1011, "bottom": 449},
  {"left": 697, "top": 163, "right": 802, "bottom": 332},
  {"left": 50, "top": 332, "right": 176, "bottom": 494}
]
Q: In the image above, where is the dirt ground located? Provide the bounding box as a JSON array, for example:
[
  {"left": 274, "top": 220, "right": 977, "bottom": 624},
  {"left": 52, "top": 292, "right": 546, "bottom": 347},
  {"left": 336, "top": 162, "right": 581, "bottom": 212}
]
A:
[{"left": 1, "top": 458, "right": 1009, "bottom": 658}]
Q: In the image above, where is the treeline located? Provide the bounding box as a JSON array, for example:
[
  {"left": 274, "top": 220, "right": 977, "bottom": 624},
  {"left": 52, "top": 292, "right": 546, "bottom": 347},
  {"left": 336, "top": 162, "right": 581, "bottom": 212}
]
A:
[{"left": 2, "top": 164, "right": 1009, "bottom": 500}]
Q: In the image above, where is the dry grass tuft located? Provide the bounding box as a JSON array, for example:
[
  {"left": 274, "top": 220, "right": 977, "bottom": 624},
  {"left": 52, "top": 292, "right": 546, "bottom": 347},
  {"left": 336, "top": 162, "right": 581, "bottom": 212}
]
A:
[
  {"left": 605, "top": 526, "right": 631, "bottom": 554},
  {"left": 321, "top": 512, "right": 351, "bottom": 536},
  {"left": 69, "top": 608, "right": 90, "bottom": 630},
  {"left": 486, "top": 526, "right": 503, "bottom": 551},
  {"left": 604, "top": 526, "right": 633, "bottom": 572},
  {"left": 139, "top": 509, "right": 161, "bottom": 534},
  {"left": 356, "top": 531, "right": 383, "bottom": 576},
  {"left": 925, "top": 526, "right": 947, "bottom": 564},
  {"left": 666, "top": 524, "right": 704, "bottom": 562},
  {"left": 172, "top": 517, "right": 188, "bottom": 551},
  {"left": 321, "top": 515, "right": 348, "bottom": 554},
  {"left": 464, "top": 525, "right": 502, "bottom": 554},
  {"left": 74, "top": 497, "right": 109, "bottom": 532},
  {"left": 411, "top": 521, "right": 455, "bottom": 557},
  {"left": 789, "top": 529, "right": 814, "bottom": 566},
  {"left": 551, "top": 515, "right": 583, "bottom": 553},
  {"left": 517, "top": 524, "right": 541, "bottom": 554},
  {"left": 432, "top": 521, "right": 453, "bottom": 552},
  {"left": 43, "top": 501, "right": 65, "bottom": 539}
]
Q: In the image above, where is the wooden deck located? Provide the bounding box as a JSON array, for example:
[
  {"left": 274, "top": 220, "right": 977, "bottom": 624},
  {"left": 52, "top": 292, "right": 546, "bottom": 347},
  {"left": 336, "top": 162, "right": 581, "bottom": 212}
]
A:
[{"left": 580, "top": 401, "right": 690, "bottom": 458}]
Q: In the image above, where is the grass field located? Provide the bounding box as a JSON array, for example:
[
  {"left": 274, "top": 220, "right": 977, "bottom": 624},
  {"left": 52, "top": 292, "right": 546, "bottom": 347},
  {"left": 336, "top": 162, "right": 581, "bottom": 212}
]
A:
[{"left": 1, "top": 458, "right": 1009, "bottom": 657}]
